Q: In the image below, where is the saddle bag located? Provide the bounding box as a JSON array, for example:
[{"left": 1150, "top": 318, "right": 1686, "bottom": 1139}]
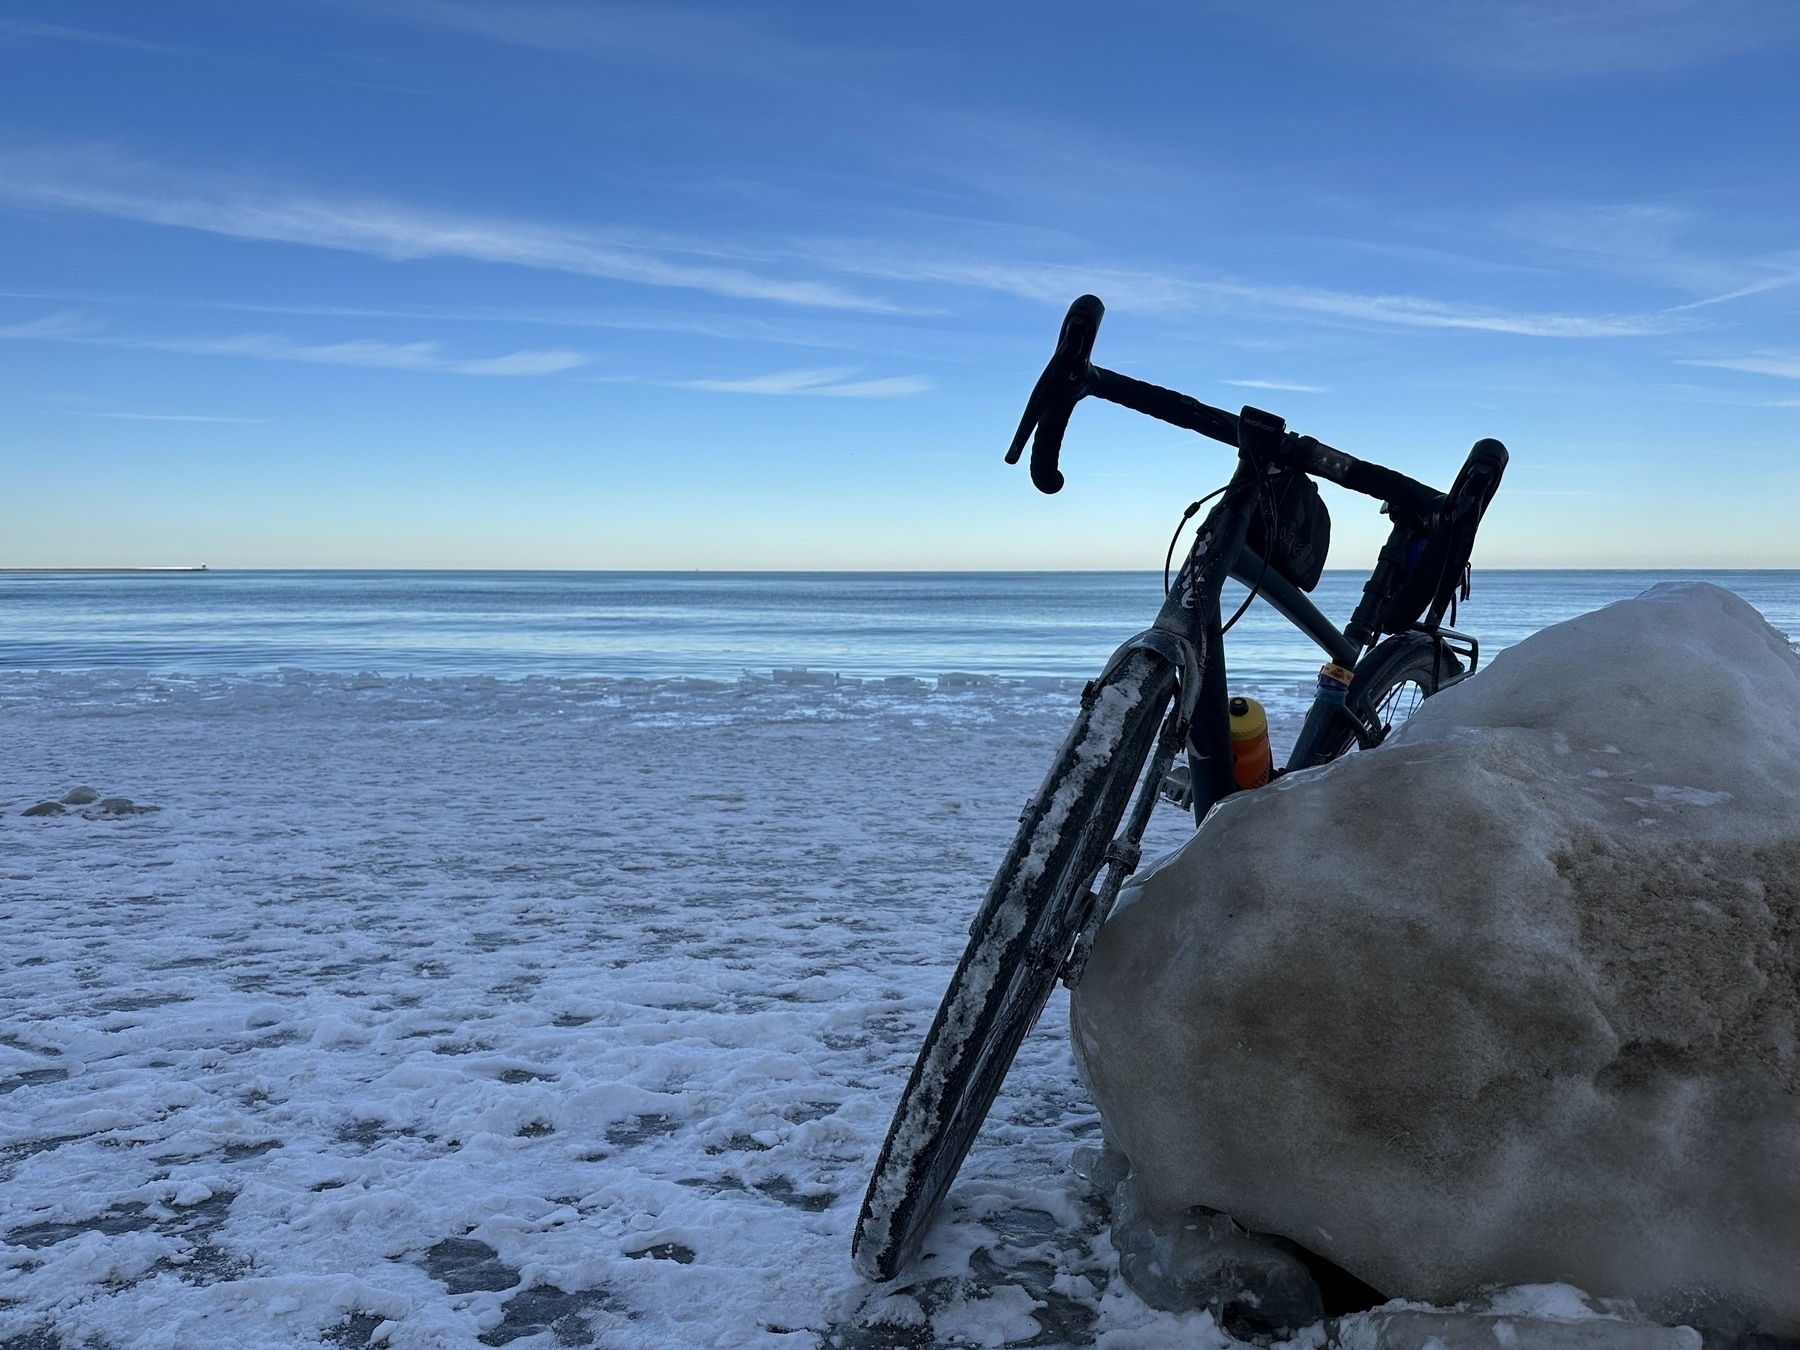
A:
[
  {"left": 1370, "top": 438, "right": 1509, "bottom": 635},
  {"left": 1245, "top": 472, "right": 1331, "bottom": 592}
]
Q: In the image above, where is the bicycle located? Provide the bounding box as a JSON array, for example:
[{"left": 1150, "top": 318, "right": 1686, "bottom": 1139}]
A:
[{"left": 852, "top": 294, "right": 1508, "bottom": 1283}]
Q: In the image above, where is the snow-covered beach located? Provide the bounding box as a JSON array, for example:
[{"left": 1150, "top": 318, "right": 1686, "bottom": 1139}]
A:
[
  {"left": 6, "top": 574, "right": 1800, "bottom": 1348},
  {"left": 2, "top": 668, "right": 1214, "bottom": 1349}
]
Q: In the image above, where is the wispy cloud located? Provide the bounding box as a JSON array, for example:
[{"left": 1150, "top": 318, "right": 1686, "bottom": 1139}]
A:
[
  {"left": 1, "top": 289, "right": 901, "bottom": 354},
  {"left": 374, "top": 0, "right": 874, "bottom": 84},
  {"left": 1252, "top": 283, "right": 1670, "bottom": 337},
  {"left": 1504, "top": 202, "right": 1691, "bottom": 260},
  {"left": 0, "top": 143, "right": 901, "bottom": 313},
  {"left": 1682, "top": 352, "right": 1800, "bottom": 380},
  {"left": 0, "top": 311, "right": 95, "bottom": 340},
  {"left": 1500, "top": 202, "right": 1800, "bottom": 306},
  {"left": 679, "top": 367, "right": 928, "bottom": 397},
  {"left": 1670, "top": 263, "right": 1800, "bottom": 311},
  {"left": 0, "top": 310, "right": 585, "bottom": 376},
  {"left": 157, "top": 334, "right": 586, "bottom": 375},
  {"left": 0, "top": 143, "right": 1690, "bottom": 341},
  {"left": 0, "top": 18, "right": 177, "bottom": 54},
  {"left": 1226, "top": 379, "right": 1327, "bottom": 393},
  {"left": 813, "top": 244, "right": 1674, "bottom": 337},
  {"left": 1213, "top": 0, "right": 1800, "bottom": 77},
  {"left": 75, "top": 411, "right": 261, "bottom": 423}
]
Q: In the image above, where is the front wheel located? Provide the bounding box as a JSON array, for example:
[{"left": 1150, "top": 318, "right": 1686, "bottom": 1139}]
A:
[
  {"left": 1291, "top": 631, "right": 1463, "bottom": 769},
  {"left": 852, "top": 649, "right": 1179, "bottom": 1282}
]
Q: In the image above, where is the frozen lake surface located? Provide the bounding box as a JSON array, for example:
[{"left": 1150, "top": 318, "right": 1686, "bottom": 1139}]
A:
[
  {"left": 5, "top": 574, "right": 1798, "bottom": 1347},
  {"left": 2, "top": 670, "right": 1215, "bottom": 1349},
  {"left": 6, "top": 569, "right": 1799, "bottom": 686}
]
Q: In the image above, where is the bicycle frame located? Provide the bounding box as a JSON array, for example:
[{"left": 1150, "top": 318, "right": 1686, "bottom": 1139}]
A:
[
  {"left": 852, "top": 294, "right": 1508, "bottom": 1284},
  {"left": 1126, "top": 451, "right": 1461, "bottom": 824}
]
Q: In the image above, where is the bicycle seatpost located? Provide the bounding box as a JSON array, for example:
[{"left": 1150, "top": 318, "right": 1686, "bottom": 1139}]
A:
[{"left": 1005, "top": 294, "right": 1104, "bottom": 494}]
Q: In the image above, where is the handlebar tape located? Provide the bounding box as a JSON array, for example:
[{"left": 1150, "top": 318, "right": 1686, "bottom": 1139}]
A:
[
  {"left": 1086, "top": 366, "right": 1240, "bottom": 445},
  {"left": 1292, "top": 437, "right": 1443, "bottom": 525},
  {"left": 1005, "top": 295, "right": 1105, "bottom": 494}
]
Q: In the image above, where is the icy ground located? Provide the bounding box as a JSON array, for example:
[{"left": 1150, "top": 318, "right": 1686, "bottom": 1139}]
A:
[{"left": 2, "top": 670, "right": 1240, "bottom": 1350}]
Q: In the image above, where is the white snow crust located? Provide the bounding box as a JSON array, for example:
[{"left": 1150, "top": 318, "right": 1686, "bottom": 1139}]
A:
[
  {"left": 0, "top": 668, "right": 1211, "bottom": 1350},
  {"left": 15, "top": 584, "right": 1789, "bottom": 1347}
]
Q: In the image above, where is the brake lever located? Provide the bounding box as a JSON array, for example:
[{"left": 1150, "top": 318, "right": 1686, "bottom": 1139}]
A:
[{"left": 1005, "top": 294, "right": 1105, "bottom": 494}]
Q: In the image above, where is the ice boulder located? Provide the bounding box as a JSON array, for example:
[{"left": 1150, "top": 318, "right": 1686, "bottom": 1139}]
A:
[
  {"left": 1070, "top": 583, "right": 1800, "bottom": 1339},
  {"left": 1339, "top": 1283, "right": 1705, "bottom": 1349}
]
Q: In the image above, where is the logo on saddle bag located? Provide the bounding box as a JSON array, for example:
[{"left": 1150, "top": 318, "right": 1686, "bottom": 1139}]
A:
[{"left": 1245, "top": 472, "right": 1331, "bottom": 593}]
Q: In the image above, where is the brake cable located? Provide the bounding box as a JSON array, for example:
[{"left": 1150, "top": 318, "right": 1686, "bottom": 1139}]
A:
[
  {"left": 1162, "top": 486, "right": 1228, "bottom": 595},
  {"left": 1220, "top": 457, "right": 1280, "bottom": 635},
  {"left": 1160, "top": 450, "right": 1283, "bottom": 632}
]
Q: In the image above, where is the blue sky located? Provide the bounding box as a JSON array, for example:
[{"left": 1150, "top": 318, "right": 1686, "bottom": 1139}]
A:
[{"left": 2, "top": 1, "right": 1797, "bottom": 568}]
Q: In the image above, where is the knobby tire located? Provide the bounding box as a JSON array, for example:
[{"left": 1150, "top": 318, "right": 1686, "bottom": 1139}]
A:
[{"left": 851, "top": 649, "right": 1179, "bottom": 1282}]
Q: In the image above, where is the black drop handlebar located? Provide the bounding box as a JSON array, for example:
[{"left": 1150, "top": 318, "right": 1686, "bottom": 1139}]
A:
[
  {"left": 1006, "top": 294, "right": 1452, "bottom": 526},
  {"left": 1004, "top": 294, "right": 1105, "bottom": 495},
  {"left": 1007, "top": 294, "right": 1509, "bottom": 647}
]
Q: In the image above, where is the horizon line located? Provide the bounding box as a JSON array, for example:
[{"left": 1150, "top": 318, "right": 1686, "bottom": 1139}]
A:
[{"left": 6, "top": 565, "right": 1800, "bottom": 576}]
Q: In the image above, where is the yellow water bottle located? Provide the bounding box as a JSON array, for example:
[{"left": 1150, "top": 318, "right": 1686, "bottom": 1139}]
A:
[{"left": 1229, "top": 696, "right": 1272, "bottom": 790}]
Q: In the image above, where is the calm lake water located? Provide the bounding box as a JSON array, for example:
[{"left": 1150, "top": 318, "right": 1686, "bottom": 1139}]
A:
[{"left": 1, "top": 570, "right": 1796, "bottom": 687}]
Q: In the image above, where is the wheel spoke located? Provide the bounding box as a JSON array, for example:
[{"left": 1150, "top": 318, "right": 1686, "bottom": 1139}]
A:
[
  {"left": 1343, "top": 677, "right": 1427, "bottom": 755},
  {"left": 1377, "top": 679, "right": 1424, "bottom": 727}
]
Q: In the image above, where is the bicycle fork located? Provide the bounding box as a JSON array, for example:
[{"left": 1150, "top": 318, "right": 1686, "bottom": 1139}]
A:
[
  {"left": 1060, "top": 705, "right": 1187, "bottom": 989},
  {"left": 1057, "top": 467, "right": 1259, "bottom": 989}
]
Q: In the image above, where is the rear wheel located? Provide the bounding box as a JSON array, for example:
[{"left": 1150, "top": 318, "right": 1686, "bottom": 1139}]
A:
[
  {"left": 852, "top": 649, "right": 1179, "bottom": 1282},
  {"left": 1298, "top": 631, "right": 1462, "bottom": 767}
]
